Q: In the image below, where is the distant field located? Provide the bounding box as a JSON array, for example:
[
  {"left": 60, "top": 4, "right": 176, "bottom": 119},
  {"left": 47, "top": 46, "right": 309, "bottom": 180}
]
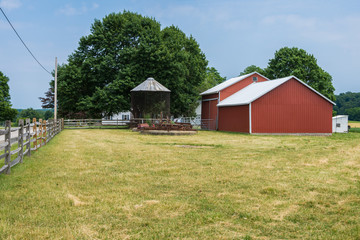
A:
[
  {"left": 1, "top": 130, "right": 360, "bottom": 239},
  {"left": 349, "top": 120, "right": 360, "bottom": 128}
]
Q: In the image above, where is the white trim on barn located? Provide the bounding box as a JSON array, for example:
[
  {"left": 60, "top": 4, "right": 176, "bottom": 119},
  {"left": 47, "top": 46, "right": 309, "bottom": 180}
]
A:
[{"left": 249, "top": 102, "right": 252, "bottom": 134}]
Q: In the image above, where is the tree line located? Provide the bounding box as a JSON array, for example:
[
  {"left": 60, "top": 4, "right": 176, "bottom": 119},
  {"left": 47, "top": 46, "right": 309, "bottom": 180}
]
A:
[{"left": 334, "top": 92, "right": 360, "bottom": 121}]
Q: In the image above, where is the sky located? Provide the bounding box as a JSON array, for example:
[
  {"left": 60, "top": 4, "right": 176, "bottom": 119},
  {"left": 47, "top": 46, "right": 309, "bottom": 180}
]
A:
[{"left": 0, "top": 0, "right": 359, "bottom": 109}]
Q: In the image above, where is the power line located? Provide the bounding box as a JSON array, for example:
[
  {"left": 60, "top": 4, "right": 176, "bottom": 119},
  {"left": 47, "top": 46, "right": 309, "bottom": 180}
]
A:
[{"left": 0, "top": 7, "right": 52, "bottom": 75}]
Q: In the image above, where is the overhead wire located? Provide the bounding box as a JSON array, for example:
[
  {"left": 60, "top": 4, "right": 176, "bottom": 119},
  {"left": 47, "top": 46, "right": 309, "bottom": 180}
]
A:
[{"left": 0, "top": 7, "right": 52, "bottom": 75}]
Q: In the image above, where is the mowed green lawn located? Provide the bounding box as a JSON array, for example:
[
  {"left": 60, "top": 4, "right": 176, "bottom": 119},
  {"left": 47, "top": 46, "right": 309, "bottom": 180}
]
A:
[{"left": 1, "top": 130, "right": 360, "bottom": 239}]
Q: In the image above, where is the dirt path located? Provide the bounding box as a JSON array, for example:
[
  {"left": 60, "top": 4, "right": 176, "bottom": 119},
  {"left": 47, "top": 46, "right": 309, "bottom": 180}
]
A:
[{"left": 0, "top": 128, "right": 33, "bottom": 143}]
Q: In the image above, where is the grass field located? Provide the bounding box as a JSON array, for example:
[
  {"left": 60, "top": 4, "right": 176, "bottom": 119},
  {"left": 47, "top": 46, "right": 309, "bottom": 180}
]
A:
[
  {"left": 349, "top": 120, "right": 360, "bottom": 128},
  {"left": 1, "top": 130, "right": 360, "bottom": 239}
]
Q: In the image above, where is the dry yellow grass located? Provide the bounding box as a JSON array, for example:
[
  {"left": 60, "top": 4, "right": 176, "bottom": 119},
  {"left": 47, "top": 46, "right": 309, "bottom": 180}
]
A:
[
  {"left": 1, "top": 129, "right": 360, "bottom": 239},
  {"left": 349, "top": 122, "right": 360, "bottom": 128}
]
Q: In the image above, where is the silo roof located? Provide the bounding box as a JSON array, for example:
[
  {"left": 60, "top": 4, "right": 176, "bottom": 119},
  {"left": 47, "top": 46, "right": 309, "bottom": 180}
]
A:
[{"left": 131, "top": 77, "right": 170, "bottom": 92}]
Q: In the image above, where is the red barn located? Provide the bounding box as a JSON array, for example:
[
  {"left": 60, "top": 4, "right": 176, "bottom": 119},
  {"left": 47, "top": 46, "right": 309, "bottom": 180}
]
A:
[
  {"left": 215, "top": 76, "right": 335, "bottom": 134},
  {"left": 200, "top": 72, "right": 269, "bottom": 130}
]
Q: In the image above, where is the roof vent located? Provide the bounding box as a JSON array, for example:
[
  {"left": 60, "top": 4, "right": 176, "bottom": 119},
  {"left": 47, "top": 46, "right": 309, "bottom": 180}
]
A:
[{"left": 253, "top": 76, "right": 258, "bottom": 83}]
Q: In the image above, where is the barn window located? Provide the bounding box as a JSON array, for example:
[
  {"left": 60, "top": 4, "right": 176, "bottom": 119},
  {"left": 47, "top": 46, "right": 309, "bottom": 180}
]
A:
[
  {"left": 122, "top": 115, "right": 130, "bottom": 120},
  {"left": 253, "top": 77, "right": 258, "bottom": 82},
  {"left": 336, "top": 123, "right": 341, "bottom": 128}
]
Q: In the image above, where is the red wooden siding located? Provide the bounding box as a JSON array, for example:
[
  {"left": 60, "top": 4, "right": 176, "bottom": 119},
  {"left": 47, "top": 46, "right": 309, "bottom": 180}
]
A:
[
  {"left": 252, "top": 78, "right": 333, "bottom": 133},
  {"left": 220, "top": 73, "right": 268, "bottom": 101},
  {"left": 201, "top": 96, "right": 218, "bottom": 130},
  {"left": 218, "top": 105, "right": 249, "bottom": 133}
]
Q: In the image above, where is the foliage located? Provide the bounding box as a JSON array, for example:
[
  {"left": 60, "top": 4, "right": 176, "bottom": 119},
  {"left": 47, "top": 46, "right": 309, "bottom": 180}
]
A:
[
  {"left": 44, "top": 110, "right": 54, "bottom": 120},
  {"left": 334, "top": 91, "right": 360, "bottom": 120},
  {"left": 56, "top": 11, "right": 207, "bottom": 118},
  {"left": 39, "top": 80, "right": 54, "bottom": 109},
  {"left": 239, "top": 65, "right": 266, "bottom": 76},
  {"left": 265, "top": 47, "right": 335, "bottom": 101},
  {"left": 241, "top": 48, "right": 336, "bottom": 102},
  {"left": 344, "top": 107, "right": 360, "bottom": 121},
  {"left": 197, "top": 67, "right": 226, "bottom": 94},
  {"left": 18, "top": 108, "right": 43, "bottom": 120},
  {"left": 349, "top": 127, "right": 360, "bottom": 133},
  {"left": 1, "top": 130, "right": 360, "bottom": 239},
  {"left": 16, "top": 108, "right": 54, "bottom": 121},
  {"left": 0, "top": 71, "right": 18, "bottom": 121},
  {"left": 13, "top": 109, "right": 53, "bottom": 126}
]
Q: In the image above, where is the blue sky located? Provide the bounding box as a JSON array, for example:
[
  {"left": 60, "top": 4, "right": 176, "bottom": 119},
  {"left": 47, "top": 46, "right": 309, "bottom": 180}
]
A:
[{"left": 1, "top": 0, "right": 359, "bottom": 109}]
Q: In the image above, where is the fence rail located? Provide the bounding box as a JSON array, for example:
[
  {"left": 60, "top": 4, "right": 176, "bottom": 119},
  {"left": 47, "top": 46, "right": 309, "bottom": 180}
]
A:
[
  {"left": 64, "top": 118, "right": 209, "bottom": 129},
  {"left": 0, "top": 118, "right": 64, "bottom": 175},
  {"left": 64, "top": 119, "right": 129, "bottom": 128}
]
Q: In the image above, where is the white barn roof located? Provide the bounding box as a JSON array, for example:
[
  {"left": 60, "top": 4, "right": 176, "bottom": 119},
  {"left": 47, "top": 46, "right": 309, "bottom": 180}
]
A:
[
  {"left": 332, "top": 115, "right": 348, "bottom": 119},
  {"left": 200, "top": 72, "right": 269, "bottom": 96},
  {"left": 131, "top": 77, "right": 170, "bottom": 92},
  {"left": 217, "top": 76, "right": 335, "bottom": 107}
]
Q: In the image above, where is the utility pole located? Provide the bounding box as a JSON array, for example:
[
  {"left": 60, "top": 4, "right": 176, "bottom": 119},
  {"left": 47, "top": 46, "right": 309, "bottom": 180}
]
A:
[{"left": 54, "top": 57, "right": 58, "bottom": 121}]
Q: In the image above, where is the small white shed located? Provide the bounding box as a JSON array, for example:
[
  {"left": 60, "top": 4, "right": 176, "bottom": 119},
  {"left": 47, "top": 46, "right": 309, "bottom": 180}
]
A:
[{"left": 332, "top": 115, "right": 348, "bottom": 133}]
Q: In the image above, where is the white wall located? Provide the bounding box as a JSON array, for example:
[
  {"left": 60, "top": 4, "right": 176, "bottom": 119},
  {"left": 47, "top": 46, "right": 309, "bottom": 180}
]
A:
[
  {"left": 332, "top": 115, "right": 348, "bottom": 133},
  {"left": 104, "top": 111, "right": 131, "bottom": 120}
]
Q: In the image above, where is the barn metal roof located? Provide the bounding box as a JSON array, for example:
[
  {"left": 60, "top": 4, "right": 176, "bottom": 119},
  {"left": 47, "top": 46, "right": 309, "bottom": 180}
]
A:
[
  {"left": 217, "top": 76, "right": 336, "bottom": 107},
  {"left": 200, "top": 72, "right": 269, "bottom": 96},
  {"left": 131, "top": 77, "right": 170, "bottom": 92},
  {"left": 332, "top": 115, "right": 348, "bottom": 119}
]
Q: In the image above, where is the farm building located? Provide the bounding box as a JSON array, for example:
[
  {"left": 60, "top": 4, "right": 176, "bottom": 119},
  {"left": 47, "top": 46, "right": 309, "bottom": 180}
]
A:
[
  {"left": 131, "top": 77, "right": 171, "bottom": 118},
  {"left": 201, "top": 73, "right": 335, "bottom": 134},
  {"left": 332, "top": 115, "right": 349, "bottom": 133},
  {"left": 200, "top": 72, "right": 270, "bottom": 130}
]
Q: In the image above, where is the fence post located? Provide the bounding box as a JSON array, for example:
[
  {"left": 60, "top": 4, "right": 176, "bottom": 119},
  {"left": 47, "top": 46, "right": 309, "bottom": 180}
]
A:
[
  {"left": 50, "top": 119, "right": 53, "bottom": 140},
  {"left": 39, "top": 119, "right": 43, "bottom": 148},
  {"left": 5, "top": 120, "right": 11, "bottom": 174},
  {"left": 33, "top": 118, "right": 37, "bottom": 151},
  {"left": 54, "top": 118, "right": 57, "bottom": 135},
  {"left": 18, "top": 119, "right": 24, "bottom": 163},
  {"left": 26, "top": 118, "right": 31, "bottom": 157},
  {"left": 62, "top": 118, "right": 64, "bottom": 130},
  {"left": 43, "top": 120, "right": 47, "bottom": 145}
]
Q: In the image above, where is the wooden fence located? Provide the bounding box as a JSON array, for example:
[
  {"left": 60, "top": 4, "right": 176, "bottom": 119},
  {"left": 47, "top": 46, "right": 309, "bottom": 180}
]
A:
[{"left": 0, "top": 118, "right": 64, "bottom": 175}]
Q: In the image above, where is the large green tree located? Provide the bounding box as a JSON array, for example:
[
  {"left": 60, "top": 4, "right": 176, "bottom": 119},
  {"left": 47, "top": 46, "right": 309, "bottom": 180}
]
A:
[
  {"left": 56, "top": 11, "right": 207, "bottom": 118},
  {"left": 197, "top": 67, "right": 226, "bottom": 94},
  {"left": 240, "top": 47, "right": 335, "bottom": 101},
  {"left": 239, "top": 65, "right": 266, "bottom": 76},
  {"left": 39, "top": 80, "right": 54, "bottom": 109},
  {"left": 0, "top": 71, "right": 17, "bottom": 121},
  {"left": 265, "top": 47, "right": 335, "bottom": 101}
]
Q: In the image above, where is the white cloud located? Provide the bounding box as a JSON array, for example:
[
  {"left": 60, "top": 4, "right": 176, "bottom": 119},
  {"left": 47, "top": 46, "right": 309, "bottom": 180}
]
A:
[
  {"left": 0, "top": 0, "right": 21, "bottom": 10},
  {"left": 260, "top": 14, "right": 360, "bottom": 46},
  {"left": 92, "top": 3, "right": 99, "bottom": 10},
  {"left": 58, "top": 2, "right": 99, "bottom": 16},
  {"left": 58, "top": 4, "right": 77, "bottom": 16}
]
